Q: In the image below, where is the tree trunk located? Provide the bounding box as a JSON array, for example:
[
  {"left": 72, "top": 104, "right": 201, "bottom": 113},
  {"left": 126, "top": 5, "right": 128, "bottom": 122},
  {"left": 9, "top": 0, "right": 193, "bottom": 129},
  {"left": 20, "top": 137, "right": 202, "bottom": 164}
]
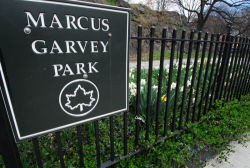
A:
[{"left": 197, "top": 16, "right": 205, "bottom": 31}]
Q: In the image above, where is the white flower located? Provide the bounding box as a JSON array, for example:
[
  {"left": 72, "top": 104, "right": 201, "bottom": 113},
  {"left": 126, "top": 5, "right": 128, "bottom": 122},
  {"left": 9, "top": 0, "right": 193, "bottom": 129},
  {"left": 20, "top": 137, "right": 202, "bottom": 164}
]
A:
[
  {"left": 192, "top": 98, "right": 195, "bottom": 103},
  {"left": 129, "top": 82, "right": 136, "bottom": 89},
  {"left": 141, "top": 79, "right": 146, "bottom": 86},
  {"left": 129, "top": 69, "right": 134, "bottom": 78},
  {"left": 187, "top": 80, "right": 191, "bottom": 87},
  {"left": 180, "top": 86, "right": 184, "bottom": 92},
  {"left": 171, "top": 82, "right": 177, "bottom": 90},
  {"left": 130, "top": 88, "right": 137, "bottom": 96},
  {"left": 152, "top": 85, "right": 158, "bottom": 90}
]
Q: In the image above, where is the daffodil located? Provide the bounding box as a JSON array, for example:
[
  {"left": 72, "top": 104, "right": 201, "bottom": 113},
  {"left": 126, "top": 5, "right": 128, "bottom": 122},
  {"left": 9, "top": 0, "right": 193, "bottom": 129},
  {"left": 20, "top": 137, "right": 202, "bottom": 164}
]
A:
[
  {"left": 130, "top": 88, "right": 137, "bottom": 96},
  {"left": 161, "top": 94, "right": 167, "bottom": 102},
  {"left": 129, "top": 82, "right": 136, "bottom": 89}
]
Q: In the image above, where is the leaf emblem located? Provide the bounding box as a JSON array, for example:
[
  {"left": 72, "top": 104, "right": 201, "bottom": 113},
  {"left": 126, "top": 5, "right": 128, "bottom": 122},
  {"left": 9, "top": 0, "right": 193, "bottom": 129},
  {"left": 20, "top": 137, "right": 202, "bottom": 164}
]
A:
[{"left": 65, "top": 85, "right": 96, "bottom": 112}]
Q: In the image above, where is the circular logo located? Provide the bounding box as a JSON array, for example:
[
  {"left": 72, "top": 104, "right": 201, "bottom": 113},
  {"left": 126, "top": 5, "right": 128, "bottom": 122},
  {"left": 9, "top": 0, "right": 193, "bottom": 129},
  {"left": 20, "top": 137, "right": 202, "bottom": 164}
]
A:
[{"left": 59, "top": 79, "right": 99, "bottom": 117}]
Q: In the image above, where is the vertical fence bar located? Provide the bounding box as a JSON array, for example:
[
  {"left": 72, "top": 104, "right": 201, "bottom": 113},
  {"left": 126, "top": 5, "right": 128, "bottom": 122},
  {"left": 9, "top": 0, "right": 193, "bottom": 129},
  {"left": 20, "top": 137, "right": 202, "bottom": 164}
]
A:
[
  {"left": 192, "top": 33, "right": 208, "bottom": 122},
  {"left": 235, "top": 38, "right": 249, "bottom": 99},
  {"left": 241, "top": 39, "right": 250, "bottom": 95},
  {"left": 215, "top": 34, "right": 231, "bottom": 100},
  {"left": 76, "top": 126, "right": 84, "bottom": 167},
  {"left": 186, "top": 32, "right": 202, "bottom": 123},
  {"left": 164, "top": 29, "right": 177, "bottom": 136},
  {"left": 0, "top": 109, "right": 22, "bottom": 168},
  {"left": 228, "top": 37, "right": 242, "bottom": 100},
  {"left": 246, "top": 40, "right": 250, "bottom": 93},
  {"left": 109, "top": 117, "right": 115, "bottom": 163},
  {"left": 225, "top": 37, "right": 238, "bottom": 100},
  {"left": 171, "top": 30, "right": 186, "bottom": 131},
  {"left": 32, "top": 138, "right": 43, "bottom": 168},
  {"left": 241, "top": 39, "right": 250, "bottom": 96},
  {"left": 209, "top": 35, "right": 226, "bottom": 108},
  {"left": 55, "top": 132, "right": 65, "bottom": 168},
  {"left": 220, "top": 36, "right": 233, "bottom": 99},
  {"left": 246, "top": 60, "right": 250, "bottom": 93},
  {"left": 229, "top": 37, "right": 244, "bottom": 100},
  {"left": 94, "top": 121, "right": 101, "bottom": 168},
  {"left": 223, "top": 36, "right": 235, "bottom": 99},
  {"left": 231, "top": 38, "right": 246, "bottom": 99},
  {"left": 123, "top": 111, "right": 128, "bottom": 156},
  {"left": 197, "top": 34, "right": 215, "bottom": 120},
  {"left": 0, "top": 49, "right": 22, "bottom": 168},
  {"left": 178, "top": 31, "right": 194, "bottom": 129},
  {"left": 135, "top": 25, "right": 142, "bottom": 145},
  {"left": 203, "top": 34, "right": 221, "bottom": 114},
  {"left": 145, "top": 27, "right": 155, "bottom": 140},
  {"left": 155, "top": 28, "right": 167, "bottom": 139}
]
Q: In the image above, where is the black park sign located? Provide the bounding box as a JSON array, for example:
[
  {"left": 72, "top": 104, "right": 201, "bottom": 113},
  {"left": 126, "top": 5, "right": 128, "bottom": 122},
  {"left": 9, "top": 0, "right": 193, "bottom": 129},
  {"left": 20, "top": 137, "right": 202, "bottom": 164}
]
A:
[{"left": 0, "top": 0, "right": 130, "bottom": 141}]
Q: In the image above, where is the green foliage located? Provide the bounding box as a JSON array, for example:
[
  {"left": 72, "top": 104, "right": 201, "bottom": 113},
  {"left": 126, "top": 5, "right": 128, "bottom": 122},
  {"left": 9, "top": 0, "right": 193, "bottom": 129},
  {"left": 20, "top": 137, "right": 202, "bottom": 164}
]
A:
[
  {"left": 0, "top": 65, "right": 248, "bottom": 167},
  {"left": 105, "top": 0, "right": 118, "bottom": 6},
  {"left": 0, "top": 94, "right": 249, "bottom": 168},
  {"left": 119, "top": 95, "right": 250, "bottom": 167}
]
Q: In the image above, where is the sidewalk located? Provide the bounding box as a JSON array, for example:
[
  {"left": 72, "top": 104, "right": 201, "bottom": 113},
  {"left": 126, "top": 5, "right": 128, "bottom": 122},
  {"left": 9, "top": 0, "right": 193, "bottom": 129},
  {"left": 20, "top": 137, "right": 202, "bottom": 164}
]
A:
[{"left": 205, "top": 136, "right": 250, "bottom": 168}]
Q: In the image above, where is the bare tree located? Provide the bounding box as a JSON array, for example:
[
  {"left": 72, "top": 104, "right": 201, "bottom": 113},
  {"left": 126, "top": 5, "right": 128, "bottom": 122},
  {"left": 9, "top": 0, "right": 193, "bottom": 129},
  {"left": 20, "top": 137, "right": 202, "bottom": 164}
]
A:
[
  {"left": 172, "top": 0, "right": 250, "bottom": 31},
  {"left": 144, "top": 0, "right": 172, "bottom": 11},
  {"left": 157, "top": 0, "right": 170, "bottom": 10},
  {"left": 175, "top": 0, "right": 200, "bottom": 23},
  {"left": 214, "top": 4, "right": 250, "bottom": 35}
]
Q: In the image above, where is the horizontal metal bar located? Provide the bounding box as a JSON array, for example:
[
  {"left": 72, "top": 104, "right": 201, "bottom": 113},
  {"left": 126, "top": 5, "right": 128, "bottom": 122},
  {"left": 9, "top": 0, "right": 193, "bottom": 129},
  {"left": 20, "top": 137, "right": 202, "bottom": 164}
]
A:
[{"left": 130, "top": 36, "right": 249, "bottom": 45}]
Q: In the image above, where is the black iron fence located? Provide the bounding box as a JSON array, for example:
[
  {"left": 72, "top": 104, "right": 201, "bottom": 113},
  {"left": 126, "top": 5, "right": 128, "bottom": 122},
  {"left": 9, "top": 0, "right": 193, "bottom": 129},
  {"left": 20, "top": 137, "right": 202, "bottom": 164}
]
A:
[{"left": 0, "top": 26, "right": 250, "bottom": 168}]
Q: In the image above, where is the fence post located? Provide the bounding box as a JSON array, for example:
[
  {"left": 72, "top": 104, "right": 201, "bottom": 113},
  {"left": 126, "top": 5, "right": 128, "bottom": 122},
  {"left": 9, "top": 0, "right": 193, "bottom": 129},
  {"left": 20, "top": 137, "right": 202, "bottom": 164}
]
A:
[
  {"left": 0, "top": 49, "right": 22, "bottom": 168},
  {"left": 0, "top": 95, "right": 22, "bottom": 168},
  {"left": 214, "top": 34, "right": 231, "bottom": 100}
]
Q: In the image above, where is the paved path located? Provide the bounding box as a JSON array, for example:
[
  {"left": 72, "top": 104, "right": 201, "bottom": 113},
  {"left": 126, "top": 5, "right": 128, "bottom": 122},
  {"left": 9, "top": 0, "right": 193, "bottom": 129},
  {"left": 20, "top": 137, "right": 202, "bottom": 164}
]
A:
[{"left": 205, "top": 136, "right": 250, "bottom": 168}]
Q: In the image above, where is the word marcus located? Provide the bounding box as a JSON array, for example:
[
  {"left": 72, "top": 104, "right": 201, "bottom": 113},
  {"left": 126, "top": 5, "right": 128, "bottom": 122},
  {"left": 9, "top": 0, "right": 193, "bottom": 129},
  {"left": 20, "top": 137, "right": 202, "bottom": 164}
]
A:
[{"left": 25, "top": 12, "right": 110, "bottom": 55}]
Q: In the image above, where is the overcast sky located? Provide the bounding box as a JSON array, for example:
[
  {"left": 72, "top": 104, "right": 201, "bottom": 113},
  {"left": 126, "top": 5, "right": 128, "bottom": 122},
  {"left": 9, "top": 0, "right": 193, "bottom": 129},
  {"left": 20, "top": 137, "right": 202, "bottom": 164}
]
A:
[{"left": 124, "top": 0, "right": 249, "bottom": 16}]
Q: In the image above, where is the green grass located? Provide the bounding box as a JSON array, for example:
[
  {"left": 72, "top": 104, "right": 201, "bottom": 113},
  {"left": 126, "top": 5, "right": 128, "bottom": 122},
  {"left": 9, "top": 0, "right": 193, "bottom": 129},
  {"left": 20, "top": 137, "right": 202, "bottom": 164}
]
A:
[
  {"left": 119, "top": 95, "right": 250, "bottom": 167},
  {"left": 130, "top": 50, "right": 209, "bottom": 61}
]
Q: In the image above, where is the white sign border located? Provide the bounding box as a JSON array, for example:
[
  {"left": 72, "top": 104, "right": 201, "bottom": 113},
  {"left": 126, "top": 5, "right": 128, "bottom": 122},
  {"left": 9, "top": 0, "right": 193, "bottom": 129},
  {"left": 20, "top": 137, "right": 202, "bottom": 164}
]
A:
[{"left": 0, "top": 0, "right": 129, "bottom": 141}]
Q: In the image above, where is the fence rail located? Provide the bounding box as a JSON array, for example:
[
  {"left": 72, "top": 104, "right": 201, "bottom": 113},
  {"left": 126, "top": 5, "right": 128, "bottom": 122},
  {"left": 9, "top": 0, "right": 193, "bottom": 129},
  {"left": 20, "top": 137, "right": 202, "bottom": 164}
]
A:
[{"left": 1, "top": 26, "right": 250, "bottom": 168}]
